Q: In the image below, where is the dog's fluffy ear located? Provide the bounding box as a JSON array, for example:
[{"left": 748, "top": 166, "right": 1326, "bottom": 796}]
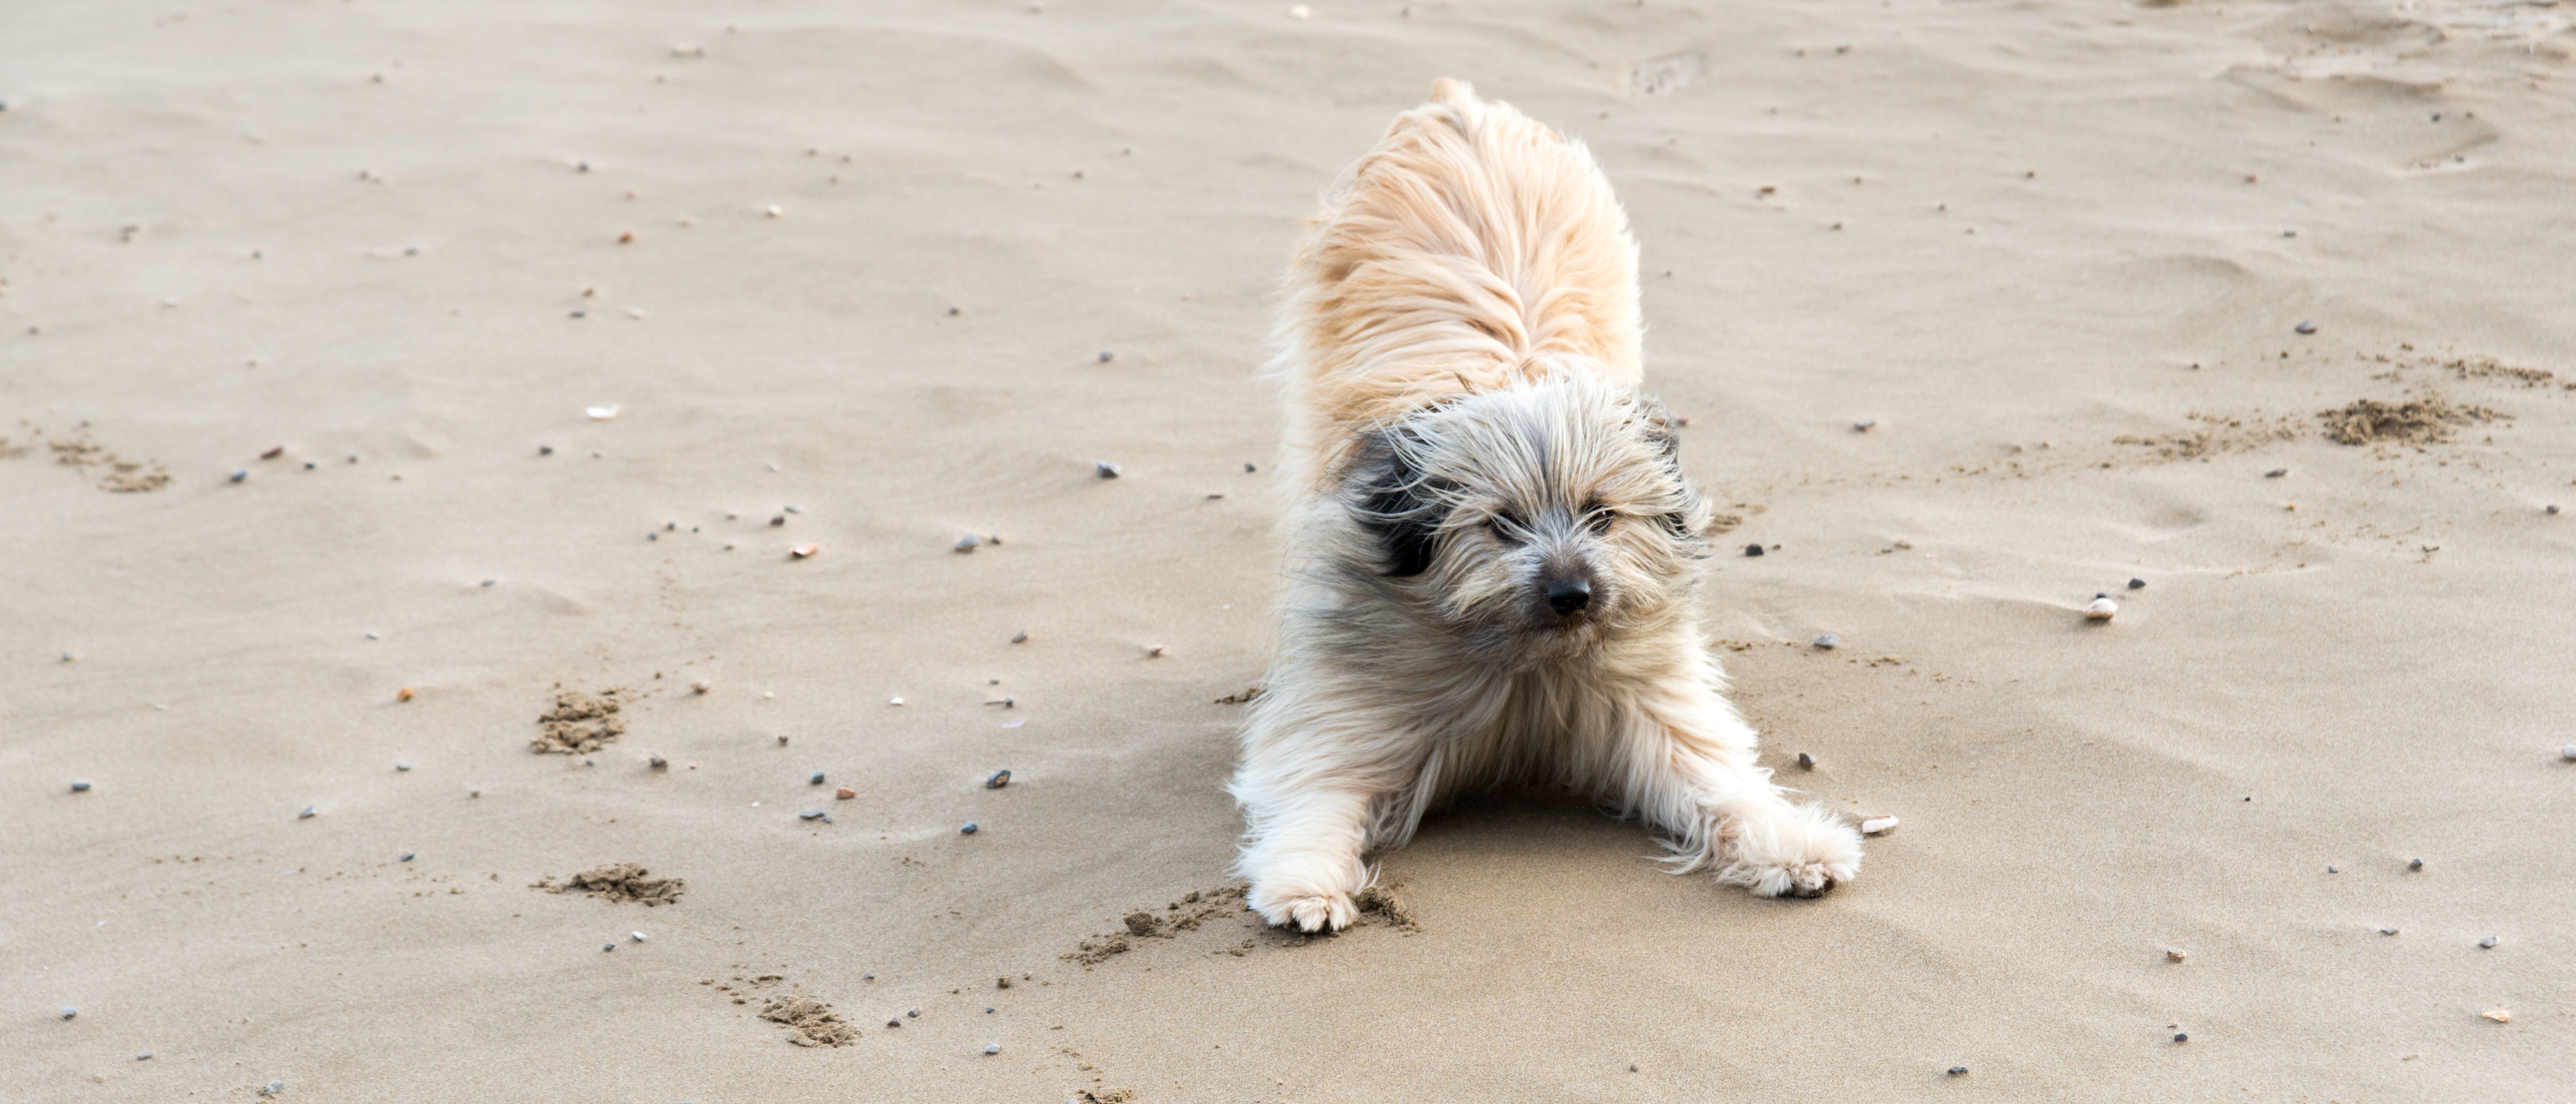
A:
[
  {"left": 1629, "top": 392, "right": 1713, "bottom": 541},
  {"left": 1348, "top": 428, "right": 1449, "bottom": 578}
]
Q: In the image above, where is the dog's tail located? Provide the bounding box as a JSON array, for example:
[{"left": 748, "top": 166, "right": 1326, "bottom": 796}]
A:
[{"left": 1269, "top": 78, "right": 1644, "bottom": 492}]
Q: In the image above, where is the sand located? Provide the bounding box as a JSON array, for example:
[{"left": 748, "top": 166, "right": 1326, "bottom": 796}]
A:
[{"left": 4, "top": 0, "right": 2570, "bottom": 1100}]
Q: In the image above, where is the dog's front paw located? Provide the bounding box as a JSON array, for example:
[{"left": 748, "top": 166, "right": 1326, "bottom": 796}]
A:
[
  {"left": 1243, "top": 854, "right": 1363, "bottom": 932},
  {"left": 1250, "top": 886, "right": 1357, "bottom": 933},
  {"left": 1716, "top": 803, "right": 1862, "bottom": 898}
]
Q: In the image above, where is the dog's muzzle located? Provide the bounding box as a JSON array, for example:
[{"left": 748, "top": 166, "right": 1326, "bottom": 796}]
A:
[{"left": 1544, "top": 574, "right": 1592, "bottom": 616}]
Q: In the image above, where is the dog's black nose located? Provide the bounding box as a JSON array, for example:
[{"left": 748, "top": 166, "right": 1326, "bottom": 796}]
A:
[{"left": 1546, "top": 576, "right": 1591, "bottom": 615}]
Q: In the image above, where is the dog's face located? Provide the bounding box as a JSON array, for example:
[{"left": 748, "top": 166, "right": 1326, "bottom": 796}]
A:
[{"left": 1343, "top": 377, "right": 1712, "bottom": 656}]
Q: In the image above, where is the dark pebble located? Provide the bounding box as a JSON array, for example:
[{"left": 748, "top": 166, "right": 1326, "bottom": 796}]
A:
[
  {"left": 229, "top": 470, "right": 248, "bottom": 483},
  {"left": 2479, "top": 936, "right": 2497, "bottom": 948},
  {"left": 1854, "top": 419, "right": 1877, "bottom": 431},
  {"left": 810, "top": 771, "right": 826, "bottom": 785},
  {"left": 1813, "top": 634, "right": 1839, "bottom": 650},
  {"left": 2266, "top": 467, "right": 2288, "bottom": 478},
  {"left": 539, "top": 445, "right": 554, "bottom": 455},
  {"left": 400, "top": 852, "right": 416, "bottom": 862},
  {"left": 1098, "top": 351, "right": 1114, "bottom": 363},
  {"left": 2174, "top": 1033, "right": 2188, "bottom": 1043},
  {"left": 1744, "top": 543, "right": 1764, "bottom": 557},
  {"left": 770, "top": 515, "right": 786, "bottom": 526},
  {"left": 70, "top": 781, "right": 91, "bottom": 793},
  {"left": 986, "top": 769, "right": 1012, "bottom": 789},
  {"left": 2327, "top": 866, "right": 2339, "bottom": 873},
  {"left": 1245, "top": 462, "right": 1258, "bottom": 473},
  {"left": 1795, "top": 752, "right": 1815, "bottom": 770},
  {"left": 2294, "top": 321, "right": 2317, "bottom": 335},
  {"left": 298, "top": 805, "right": 317, "bottom": 819},
  {"left": 1096, "top": 460, "right": 1122, "bottom": 479},
  {"left": 603, "top": 943, "right": 615, "bottom": 951},
  {"left": 887, "top": 1019, "right": 901, "bottom": 1028},
  {"left": 2128, "top": 578, "right": 2146, "bottom": 590},
  {"left": 1947, "top": 1067, "right": 1968, "bottom": 1076},
  {"left": 908, "top": 1008, "right": 921, "bottom": 1018},
  {"left": 2409, "top": 858, "right": 2423, "bottom": 870},
  {"left": 960, "top": 822, "right": 979, "bottom": 834},
  {"left": 799, "top": 809, "right": 829, "bottom": 821}
]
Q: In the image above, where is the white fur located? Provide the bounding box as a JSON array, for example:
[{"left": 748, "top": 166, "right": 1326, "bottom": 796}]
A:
[{"left": 1231, "top": 80, "right": 1861, "bottom": 931}]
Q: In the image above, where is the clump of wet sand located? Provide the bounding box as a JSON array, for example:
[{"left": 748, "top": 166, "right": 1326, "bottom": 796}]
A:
[
  {"left": 760, "top": 995, "right": 856, "bottom": 1047},
  {"left": 532, "top": 862, "right": 684, "bottom": 905},
  {"left": 2318, "top": 395, "right": 2503, "bottom": 445},
  {"left": 533, "top": 689, "right": 627, "bottom": 753}
]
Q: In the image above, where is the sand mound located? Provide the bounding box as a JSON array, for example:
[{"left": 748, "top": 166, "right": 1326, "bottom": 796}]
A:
[
  {"left": 759, "top": 996, "right": 856, "bottom": 1047},
  {"left": 2318, "top": 395, "right": 2503, "bottom": 445},
  {"left": 532, "top": 863, "right": 684, "bottom": 906},
  {"left": 532, "top": 689, "right": 626, "bottom": 754}
]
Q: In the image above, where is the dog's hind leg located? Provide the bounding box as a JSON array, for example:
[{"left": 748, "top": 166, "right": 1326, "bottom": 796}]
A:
[{"left": 1604, "top": 685, "right": 1863, "bottom": 899}]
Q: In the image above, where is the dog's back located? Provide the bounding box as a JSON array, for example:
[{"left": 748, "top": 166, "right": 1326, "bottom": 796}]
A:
[{"left": 1274, "top": 79, "right": 1643, "bottom": 490}]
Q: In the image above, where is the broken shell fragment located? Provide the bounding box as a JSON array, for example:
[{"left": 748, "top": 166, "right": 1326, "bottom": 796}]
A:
[
  {"left": 790, "top": 543, "right": 819, "bottom": 558},
  {"left": 586, "top": 405, "right": 620, "bottom": 420},
  {"left": 397, "top": 687, "right": 415, "bottom": 702},
  {"left": 1096, "top": 460, "right": 1121, "bottom": 479},
  {"left": 1860, "top": 815, "right": 1899, "bottom": 835},
  {"left": 2482, "top": 1010, "right": 2511, "bottom": 1023},
  {"left": 835, "top": 786, "right": 854, "bottom": 799},
  {"left": 986, "top": 769, "right": 1012, "bottom": 789},
  {"left": 2166, "top": 948, "right": 2187, "bottom": 962},
  {"left": 2084, "top": 597, "right": 2118, "bottom": 620},
  {"left": 691, "top": 680, "right": 709, "bottom": 694}
]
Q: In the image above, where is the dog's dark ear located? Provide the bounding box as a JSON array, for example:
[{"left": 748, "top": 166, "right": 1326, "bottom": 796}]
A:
[{"left": 1349, "top": 429, "right": 1447, "bottom": 578}]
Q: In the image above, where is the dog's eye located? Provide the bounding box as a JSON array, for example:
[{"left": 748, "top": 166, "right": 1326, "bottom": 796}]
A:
[
  {"left": 1488, "top": 514, "right": 1524, "bottom": 542},
  {"left": 1587, "top": 511, "right": 1617, "bottom": 535}
]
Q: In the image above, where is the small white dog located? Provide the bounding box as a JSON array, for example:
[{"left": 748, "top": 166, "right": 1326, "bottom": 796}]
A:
[{"left": 1231, "top": 80, "right": 1863, "bottom": 932}]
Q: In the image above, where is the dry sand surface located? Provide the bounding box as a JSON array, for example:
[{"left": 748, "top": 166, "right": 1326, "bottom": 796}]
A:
[{"left": 5, "top": 0, "right": 2573, "bottom": 1100}]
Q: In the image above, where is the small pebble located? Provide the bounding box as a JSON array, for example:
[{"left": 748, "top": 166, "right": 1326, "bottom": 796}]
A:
[
  {"left": 1245, "top": 462, "right": 1258, "bottom": 473},
  {"left": 835, "top": 786, "right": 854, "bottom": 799},
  {"left": 2266, "top": 467, "right": 2288, "bottom": 478},
  {"left": 1795, "top": 752, "right": 1815, "bottom": 770},
  {"left": 1097, "top": 351, "right": 1114, "bottom": 363},
  {"left": 908, "top": 1008, "right": 921, "bottom": 1018},
  {"left": 70, "top": 781, "right": 92, "bottom": 793},
  {"left": 799, "top": 809, "right": 829, "bottom": 821},
  {"left": 630, "top": 931, "right": 647, "bottom": 942},
  {"left": 1812, "top": 634, "right": 1839, "bottom": 650},
  {"left": 770, "top": 514, "right": 786, "bottom": 527},
  {"left": 2561, "top": 745, "right": 2576, "bottom": 760},
  {"left": 396, "top": 762, "right": 412, "bottom": 771},
  {"left": 2173, "top": 1032, "right": 2189, "bottom": 1043},
  {"left": 2380, "top": 927, "right": 2398, "bottom": 935},
  {"left": 887, "top": 1019, "right": 901, "bottom": 1028},
  {"left": 298, "top": 805, "right": 317, "bottom": 820},
  {"left": 1854, "top": 419, "right": 1876, "bottom": 431},
  {"left": 1147, "top": 644, "right": 1165, "bottom": 657},
  {"left": 260, "top": 445, "right": 285, "bottom": 460},
  {"left": 1011, "top": 630, "right": 1029, "bottom": 644},
  {"left": 539, "top": 445, "right": 554, "bottom": 455},
  {"left": 2166, "top": 948, "right": 2187, "bottom": 962},
  {"left": 2478, "top": 936, "right": 2497, "bottom": 948},
  {"left": 986, "top": 769, "right": 1013, "bottom": 789},
  {"left": 765, "top": 205, "right": 784, "bottom": 218},
  {"left": 691, "top": 680, "right": 709, "bottom": 695},
  {"left": 2327, "top": 866, "right": 2339, "bottom": 873},
  {"left": 2409, "top": 858, "right": 2423, "bottom": 870},
  {"left": 230, "top": 470, "right": 248, "bottom": 483},
  {"left": 2127, "top": 578, "right": 2146, "bottom": 590},
  {"left": 1947, "top": 1067, "right": 1968, "bottom": 1076},
  {"left": 1860, "top": 815, "right": 1899, "bottom": 835},
  {"left": 60, "top": 1006, "right": 77, "bottom": 1020},
  {"left": 262, "top": 1081, "right": 284, "bottom": 1097},
  {"left": 983, "top": 1043, "right": 1001, "bottom": 1055},
  {"left": 2547, "top": 505, "right": 2560, "bottom": 515},
  {"left": 1096, "top": 460, "right": 1121, "bottom": 478},
  {"left": 650, "top": 755, "right": 668, "bottom": 769},
  {"left": 890, "top": 697, "right": 905, "bottom": 706},
  {"left": 397, "top": 687, "right": 414, "bottom": 702},
  {"left": 2084, "top": 597, "right": 2118, "bottom": 620},
  {"left": 2294, "top": 321, "right": 2317, "bottom": 335},
  {"left": 954, "top": 534, "right": 980, "bottom": 553},
  {"left": 1743, "top": 543, "right": 1764, "bottom": 557},
  {"left": 960, "top": 822, "right": 980, "bottom": 834},
  {"left": 136, "top": 1053, "right": 151, "bottom": 1061},
  {"left": 603, "top": 943, "right": 616, "bottom": 952},
  {"left": 810, "top": 771, "right": 827, "bottom": 785}
]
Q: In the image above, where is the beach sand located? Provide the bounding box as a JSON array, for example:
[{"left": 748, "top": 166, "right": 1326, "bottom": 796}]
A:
[{"left": 4, "top": 1, "right": 2571, "bottom": 1099}]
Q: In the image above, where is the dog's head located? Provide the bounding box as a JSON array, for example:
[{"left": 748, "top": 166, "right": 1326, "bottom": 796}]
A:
[{"left": 1342, "top": 377, "right": 1712, "bottom": 654}]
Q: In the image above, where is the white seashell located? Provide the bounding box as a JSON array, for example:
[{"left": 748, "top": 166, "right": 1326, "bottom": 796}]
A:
[
  {"left": 889, "top": 696, "right": 904, "bottom": 706},
  {"left": 630, "top": 931, "right": 647, "bottom": 942},
  {"left": 2562, "top": 745, "right": 2576, "bottom": 761},
  {"left": 2084, "top": 597, "right": 2118, "bottom": 620},
  {"left": 1860, "top": 815, "right": 1899, "bottom": 835},
  {"left": 586, "top": 405, "right": 620, "bottom": 420}
]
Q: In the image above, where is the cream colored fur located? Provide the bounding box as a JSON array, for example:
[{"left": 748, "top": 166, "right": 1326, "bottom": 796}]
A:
[{"left": 1232, "top": 80, "right": 1862, "bottom": 932}]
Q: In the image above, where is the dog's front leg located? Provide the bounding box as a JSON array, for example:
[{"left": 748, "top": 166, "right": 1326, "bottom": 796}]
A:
[
  {"left": 1619, "top": 690, "right": 1863, "bottom": 899},
  {"left": 1231, "top": 778, "right": 1375, "bottom": 933}
]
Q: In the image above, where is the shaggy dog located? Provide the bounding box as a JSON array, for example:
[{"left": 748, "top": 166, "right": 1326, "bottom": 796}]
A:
[{"left": 1231, "top": 80, "right": 1863, "bottom": 932}]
